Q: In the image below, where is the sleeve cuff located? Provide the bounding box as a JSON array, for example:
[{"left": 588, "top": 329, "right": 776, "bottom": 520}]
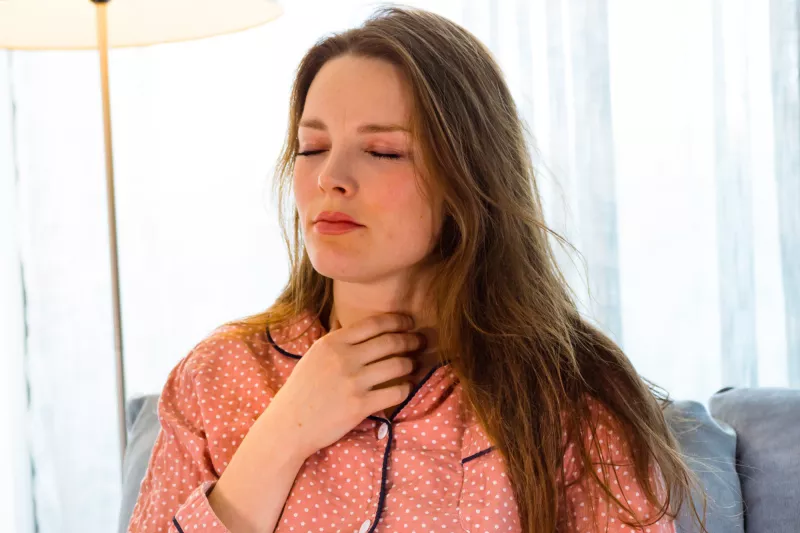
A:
[{"left": 173, "top": 481, "right": 230, "bottom": 533}]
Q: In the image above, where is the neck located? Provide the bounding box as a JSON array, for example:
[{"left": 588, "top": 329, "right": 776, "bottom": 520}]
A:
[{"left": 326, "top": 271, "right": 439, "bottom": 356}]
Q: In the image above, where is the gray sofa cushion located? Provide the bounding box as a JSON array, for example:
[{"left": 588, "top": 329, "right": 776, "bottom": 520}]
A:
[
  {"left": 118, "top": 394, "right": 161, "bottom": 533},
  {"left": 710, "top": 387, "right": 800, "bottom": 533},
  {"left": 664, "top": 400, "right": 743, "bottom": 533}
]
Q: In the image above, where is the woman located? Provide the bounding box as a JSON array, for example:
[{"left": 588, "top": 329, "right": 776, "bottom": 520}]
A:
[{"left": 128, "top": 7, "right": 704, "bottom": 533}]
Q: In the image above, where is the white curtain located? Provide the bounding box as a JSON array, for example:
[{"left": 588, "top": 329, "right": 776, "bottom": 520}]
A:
[{"left": 1, "top": 0, "right": 797, "bottom": 531}]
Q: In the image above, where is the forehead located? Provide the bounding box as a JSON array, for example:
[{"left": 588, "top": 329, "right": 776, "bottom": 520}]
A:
[{"left": 302, "top": 55, "right": 412, "bottom": 128}]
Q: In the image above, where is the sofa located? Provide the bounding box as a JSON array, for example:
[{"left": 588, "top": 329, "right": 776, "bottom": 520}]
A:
[{"left": 118, "top": 387, "right": 800, "bottom": 532}]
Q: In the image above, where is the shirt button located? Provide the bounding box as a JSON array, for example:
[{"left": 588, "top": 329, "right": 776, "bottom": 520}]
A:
[
  {"left": 377, "top": 422, "right": 389, "bottom": 440},
  {"left": 358, "top": 519, "right": 371, "bottom": 533}
]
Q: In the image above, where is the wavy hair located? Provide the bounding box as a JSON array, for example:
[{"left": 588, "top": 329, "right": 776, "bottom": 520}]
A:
[{"left": 235, "top": 6, "right": 706, "bottom": 532}]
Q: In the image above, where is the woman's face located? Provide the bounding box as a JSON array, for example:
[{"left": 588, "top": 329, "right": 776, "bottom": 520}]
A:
[{"left": 294, "top": 55, "right": 444, "bottom": 283}]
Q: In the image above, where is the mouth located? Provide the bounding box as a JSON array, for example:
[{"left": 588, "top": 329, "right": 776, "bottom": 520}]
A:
[
  {"left": 313, "top": 220, "right": 364, "bottom": 235},
  {"left": 312, "top": 211, "right": 364, "bottom": 235}
]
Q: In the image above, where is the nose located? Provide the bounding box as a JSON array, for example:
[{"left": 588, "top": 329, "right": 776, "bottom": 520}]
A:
[{"left": 317, "top": 151, "right": 357, "bottom": 196}]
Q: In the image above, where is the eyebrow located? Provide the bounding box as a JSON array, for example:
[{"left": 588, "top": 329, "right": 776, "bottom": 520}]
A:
[{"left": 298, "top": 117, "right": 409, "bottom": 134}]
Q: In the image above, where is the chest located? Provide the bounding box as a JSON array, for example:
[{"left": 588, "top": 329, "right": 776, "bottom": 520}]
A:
[
  {"left": 271, "top": 416, "right": 520, "bottom": 533},
  {"left": 201, "top": 354, "right": 520, "bottom": 532}
]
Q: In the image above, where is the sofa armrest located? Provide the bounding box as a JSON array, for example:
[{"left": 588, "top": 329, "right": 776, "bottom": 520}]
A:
[
  {"left": 118, "top": 394, "right": 161, "bottom": 533},
  {"left": 664, "top": 399, "right": 744, "bottom": 533},
  {"left": 710, "top": 387, "right": 800, "bottom": 533}
]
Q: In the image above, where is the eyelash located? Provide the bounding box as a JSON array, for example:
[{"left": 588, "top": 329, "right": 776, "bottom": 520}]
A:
[{"left": 297, "top": 149, "right": 402, "bottom": 160}]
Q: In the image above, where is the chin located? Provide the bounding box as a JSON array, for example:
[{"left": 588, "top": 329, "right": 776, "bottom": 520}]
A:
[
  {"left": 307, "top": 248, "right": 372, "bottom": 282},
  {"left": 312, "top": 263, "right": 383, "bottom": 283}
]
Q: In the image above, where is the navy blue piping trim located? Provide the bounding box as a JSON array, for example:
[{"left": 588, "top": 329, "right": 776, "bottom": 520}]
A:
[
  {"left": 390, "top": 362, "right": 443, "bottom": 421},
  {"left": 363, "top": 362, "right": 445, "bottom": 532},
  {"left": 364, "top": 420, "right": 394, "bottom": 533},
  {"left": 266, "top": 327, "right": 302, "bottom": 359},
  {"left": 461, "top": 446, "right": 496, "bottom": 464},
  {"left": 172, "top": 517, "right": 185, "bottom": 533}
]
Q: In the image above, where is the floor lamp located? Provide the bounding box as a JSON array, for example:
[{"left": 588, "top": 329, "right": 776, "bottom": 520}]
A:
[{"left": 0, "top": 0, "right": 283, "bottom": 472}]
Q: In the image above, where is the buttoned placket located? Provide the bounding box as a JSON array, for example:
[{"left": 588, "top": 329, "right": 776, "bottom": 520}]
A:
[
  {"left": 268, "top": 326, "right": 448, "bottom": 533},
  {"left": 358, "top": 363, "right": 445, "bottom": 533}
]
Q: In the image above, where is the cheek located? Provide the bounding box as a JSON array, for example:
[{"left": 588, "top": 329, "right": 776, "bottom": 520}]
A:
[
  {"left": 373, "top": 177, "right": 438, "bottom": 247},
  {"left": 293, "top": 167, "right": 316, "bottom": 215}
]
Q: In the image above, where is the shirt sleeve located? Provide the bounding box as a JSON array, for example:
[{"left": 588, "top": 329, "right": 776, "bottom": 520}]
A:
[
  {"left": 127, "top": 348, "right": 230, "bottom": 533},
  {"left": 558, "top": 403, "right": 676, "bottom": 533}
]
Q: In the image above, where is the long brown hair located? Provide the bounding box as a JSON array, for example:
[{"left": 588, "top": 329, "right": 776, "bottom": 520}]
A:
[{"left": 236, "top": 6, "right": 706, "bottom": 532}]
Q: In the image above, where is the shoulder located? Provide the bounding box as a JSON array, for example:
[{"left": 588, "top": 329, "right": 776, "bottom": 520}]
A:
[
  {"left": 158, "top": 321, "right": 276, "bottom": 413},
  {"left": 559, "top": 396, "right": 674, "bottom": 531},
  {"left": 561, "top": 396, "right": 636, "bottom": 482},
  {"left": 176, "top": 322, "right": 270, "bottom": 382}
]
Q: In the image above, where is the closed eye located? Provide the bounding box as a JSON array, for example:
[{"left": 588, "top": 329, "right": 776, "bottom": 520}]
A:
[
  {"left": 297, "top": 149, "right": 325, "bottom": 157},
  {"left": 297, "top": 149, "right": 403, "bottom": 160},
  {"left": 368, "top": 151, "right": 402, "bottom": 160}
]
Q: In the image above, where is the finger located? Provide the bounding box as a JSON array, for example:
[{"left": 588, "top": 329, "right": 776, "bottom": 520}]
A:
[
  {"left": 339, "top": 313, "right": 415, "bottom": 345},
  {"left": 356, "top": 356, "right": 416, "bottom": 390},
  {"left": 355, "top": 332, "right": 425, "bottom": 365},
  {"left": 363, "top": 383, "right": 413, "bottom": 415}
]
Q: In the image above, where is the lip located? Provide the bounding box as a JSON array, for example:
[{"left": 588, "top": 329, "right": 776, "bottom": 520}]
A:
[
  {"left": 313, "top": 211, "right": 361, "bottom": 224},
  {"left": 314, "top": 221, "right": 364, "bottom": 235},
  {"left": 312, "top": 211, "right": 364, "bottom": 235}
]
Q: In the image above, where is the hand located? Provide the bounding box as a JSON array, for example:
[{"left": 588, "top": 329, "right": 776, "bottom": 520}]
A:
[{"left": 265, "top": 313, "right": 425, "bottom": 459}]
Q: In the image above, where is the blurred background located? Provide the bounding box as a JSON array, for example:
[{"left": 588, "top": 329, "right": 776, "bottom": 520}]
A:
[{"left": 1, "top": 0, "right": 797, "bottom": 531}]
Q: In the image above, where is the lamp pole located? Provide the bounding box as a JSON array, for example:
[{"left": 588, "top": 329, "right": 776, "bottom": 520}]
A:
[
  {"left": 91, "top": 0, "right": 128, "bottom": 469},
  {"left": 0, "top": 0, "right": 283, "bottom": 477}
]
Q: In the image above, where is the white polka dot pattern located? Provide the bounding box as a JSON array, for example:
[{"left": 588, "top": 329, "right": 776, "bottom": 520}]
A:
[
  {"left": 126, "top": 310, "right": 675, "bottom": 533},
  {"left": 557, "top": 402, "right": 676, "bottom": 532}
]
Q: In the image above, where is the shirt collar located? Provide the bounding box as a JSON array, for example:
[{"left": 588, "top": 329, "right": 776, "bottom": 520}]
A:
[
  {"left": 267, "top": 310, "right": 453, "bottom": 370},
  {"left": 266, "top": 309, "right": 326, "bottom": 359}
]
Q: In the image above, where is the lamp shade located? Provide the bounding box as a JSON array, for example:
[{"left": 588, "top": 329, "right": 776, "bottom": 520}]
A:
[{"left": 0, "top": 0, "right": 283, "bottom": 50}]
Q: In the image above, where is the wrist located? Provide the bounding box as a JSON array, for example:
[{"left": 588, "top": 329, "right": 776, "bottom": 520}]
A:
[{"left": 256, "top": 403, "right": 315, "bottom": 463}]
